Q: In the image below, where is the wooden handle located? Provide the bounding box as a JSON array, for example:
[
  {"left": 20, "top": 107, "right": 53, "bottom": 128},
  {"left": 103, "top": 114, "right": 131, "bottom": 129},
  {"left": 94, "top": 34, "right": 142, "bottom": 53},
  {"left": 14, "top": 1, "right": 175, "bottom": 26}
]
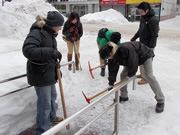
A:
[
  {"left": 89, "top": 78, "right": 128, "bottom": 101},
  {"left": 57, "top": 68, "right": 70, "bottom": 130}
]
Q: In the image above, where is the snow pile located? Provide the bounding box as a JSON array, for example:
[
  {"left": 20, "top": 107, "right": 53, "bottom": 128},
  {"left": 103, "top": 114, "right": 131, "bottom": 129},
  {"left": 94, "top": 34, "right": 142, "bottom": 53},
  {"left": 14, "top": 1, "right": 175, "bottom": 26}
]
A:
[
  {"left": 0, "top": 0, "right": 62, "bottom": 40},
  {"left": 81, "top": 8, "right": 129, "bottom": 24}
]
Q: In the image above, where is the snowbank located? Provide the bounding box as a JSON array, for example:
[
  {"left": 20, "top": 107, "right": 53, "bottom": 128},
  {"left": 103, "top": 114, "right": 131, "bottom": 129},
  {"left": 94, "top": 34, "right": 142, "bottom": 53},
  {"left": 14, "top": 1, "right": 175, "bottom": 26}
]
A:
[
  {"left": 81, "top": 8, "right": 129, "bottom": 24},
  {"left": 0, "top": 0, "right": 64, "bottom": 40}
]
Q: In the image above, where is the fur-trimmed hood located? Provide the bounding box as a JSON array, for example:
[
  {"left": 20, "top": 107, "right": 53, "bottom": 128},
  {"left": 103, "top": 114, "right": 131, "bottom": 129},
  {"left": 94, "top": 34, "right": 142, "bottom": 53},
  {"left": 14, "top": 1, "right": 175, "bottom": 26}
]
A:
[
  {"left": 29, "top": 15, "right": 46, "bottom": 32},
  {"left": 107, "top": 41, "right": 118, "bottom": 58}
]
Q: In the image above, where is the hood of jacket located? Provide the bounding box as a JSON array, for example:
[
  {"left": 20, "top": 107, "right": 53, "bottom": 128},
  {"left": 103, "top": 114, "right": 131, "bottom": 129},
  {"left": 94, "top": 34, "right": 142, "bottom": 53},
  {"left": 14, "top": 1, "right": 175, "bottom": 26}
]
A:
[
  {"left": 29, "top": 15, "right": 57, "bottom": 37},
  {"left": 142, "top": 8, "right": 155, "bottom": 19}
]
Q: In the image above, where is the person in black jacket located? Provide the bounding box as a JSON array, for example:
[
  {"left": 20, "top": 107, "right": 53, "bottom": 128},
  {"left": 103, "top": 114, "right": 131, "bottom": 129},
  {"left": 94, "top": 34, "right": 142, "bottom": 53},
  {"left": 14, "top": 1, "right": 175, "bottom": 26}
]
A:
[
  {"left": 62, "top": 12, "right": 83, "bottom": 70},
  {"left": 22, "top": 11, "right": 64, "bottom": 135},
  {"left": 99, "top": 41, "right": 165, "bottom": 113},
  {"left": 131, "top": 2, "right": 159, "bottom": 85}
]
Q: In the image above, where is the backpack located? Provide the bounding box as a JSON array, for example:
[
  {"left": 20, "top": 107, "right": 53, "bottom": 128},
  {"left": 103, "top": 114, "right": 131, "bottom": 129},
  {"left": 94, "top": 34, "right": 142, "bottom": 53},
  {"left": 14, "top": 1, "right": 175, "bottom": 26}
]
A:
[{"left": 98, "top": 28, "right": 109, "bottom": 41}]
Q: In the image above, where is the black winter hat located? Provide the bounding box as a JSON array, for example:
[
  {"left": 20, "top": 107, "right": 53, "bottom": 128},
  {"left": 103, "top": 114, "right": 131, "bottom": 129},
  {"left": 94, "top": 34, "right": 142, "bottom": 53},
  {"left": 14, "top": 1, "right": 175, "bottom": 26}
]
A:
[
  {"left": 99, "top": 44, "right": 112, "bottom": 59},
  {"left": 111, "top": 32, "right": 121, "bottom": 44},
  {"left": 46, "top": 11, "right": 64, "bottom": 26}
]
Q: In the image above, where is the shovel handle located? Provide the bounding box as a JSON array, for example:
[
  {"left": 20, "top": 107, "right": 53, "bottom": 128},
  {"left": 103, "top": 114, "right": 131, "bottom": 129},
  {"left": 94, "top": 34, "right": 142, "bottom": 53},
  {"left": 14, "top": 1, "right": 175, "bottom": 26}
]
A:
[
  {"left": 57, "top": 68, "right": 70, "bottom": 129},
  {"left": 89, "top": 78, "right": 128, "bottom": 101}
]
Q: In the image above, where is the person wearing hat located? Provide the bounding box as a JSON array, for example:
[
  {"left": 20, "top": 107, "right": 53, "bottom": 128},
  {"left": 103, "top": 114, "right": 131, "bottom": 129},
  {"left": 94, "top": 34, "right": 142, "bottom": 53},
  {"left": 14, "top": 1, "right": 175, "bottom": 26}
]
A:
[
  {"left": 97, "top": 28, "right": 121, "bottom": 76},
  {"left": 22, "top": 11, "right": 64, "bottom": 135},
  {"left": 62, "top": 12, "right": 83, "bottom": 70},
  {"left": 130, "top": 2, "right": 160, "bottom": 85},
  {"left": 99, "top": 41, "right": 165, "bottom": 113}
]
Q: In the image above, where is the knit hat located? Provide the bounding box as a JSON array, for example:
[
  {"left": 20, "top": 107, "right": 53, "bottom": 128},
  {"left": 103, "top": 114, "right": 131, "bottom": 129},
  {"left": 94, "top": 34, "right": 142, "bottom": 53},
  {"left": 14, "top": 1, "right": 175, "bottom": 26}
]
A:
[{"left": 46, "top": 11, "right": 64, "bottom": 26}]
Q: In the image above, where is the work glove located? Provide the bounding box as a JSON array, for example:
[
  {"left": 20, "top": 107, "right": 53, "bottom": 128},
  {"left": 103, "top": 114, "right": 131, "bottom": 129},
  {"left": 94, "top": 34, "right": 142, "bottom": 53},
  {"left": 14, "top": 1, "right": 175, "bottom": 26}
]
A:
[
  {"left": 52, "top": 50, "right": 62, "bottom": 61},
  {"left": 107, "top": 85, "right": 113, "bottom": 91},
  {"left": 72, "top": 37, "right": 77, "bottom": 41},
  {"left": 130, "top": 38, "right": 136, "bottom": 41},
  {"left": 69, "top": 27, "right": 74, "bottom": 32}
]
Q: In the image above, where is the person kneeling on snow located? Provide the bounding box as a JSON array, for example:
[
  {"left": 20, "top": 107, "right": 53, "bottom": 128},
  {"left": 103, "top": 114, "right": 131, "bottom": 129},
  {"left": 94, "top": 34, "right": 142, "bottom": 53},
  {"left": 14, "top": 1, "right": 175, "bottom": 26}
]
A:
[
  {"left": 97, "top": 28, "right": 121, "bottom": 76},
  {"left": 22, "top": 11, "right": 64, "bottom": 135},
  {"left": 99, "top": 41, "right": 165, "bottom": 113}
]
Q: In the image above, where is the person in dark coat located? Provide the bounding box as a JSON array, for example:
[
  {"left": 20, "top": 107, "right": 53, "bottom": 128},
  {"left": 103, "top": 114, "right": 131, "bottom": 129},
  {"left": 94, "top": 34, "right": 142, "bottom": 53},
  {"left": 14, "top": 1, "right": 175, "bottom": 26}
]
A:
[
  {"left": 131, "top": 2, "right": 159, "bottom": 85},
  {"left": 62, "top": 12, "right": 83, "bottom": 70},
  {"left": 22, "top": 11, "right": 64, "bottom": 135},
  {"left": 99, "top": 41, "right": 165, "bottom": 113}
]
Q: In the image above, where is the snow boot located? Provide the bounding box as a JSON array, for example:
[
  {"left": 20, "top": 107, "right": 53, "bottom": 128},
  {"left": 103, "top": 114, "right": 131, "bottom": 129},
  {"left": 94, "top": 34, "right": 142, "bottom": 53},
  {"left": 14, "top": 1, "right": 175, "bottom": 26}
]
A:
[
  {"left": 100, "top": 68, "right": 105, "bottom": 77},
  {"left": 156, "top": 103, "right": 164, "bottom": 113},
  {"left": 67, "top": 54, "right": 72, "bottom": 70},
  {"left": 50, "top": 117, "right": 63, "bottom": 125},
  {"left": 75, "top": 53, "right": 79, "bottom": 70},
  {"left": 114, "top": 96, "right": 129, "bottom": 102},
  {"left": 138, "top": 79, "right": 147, "bottom": 85},
  {"left": 136, "top": 74, "right": 142, "bottom": 78}
]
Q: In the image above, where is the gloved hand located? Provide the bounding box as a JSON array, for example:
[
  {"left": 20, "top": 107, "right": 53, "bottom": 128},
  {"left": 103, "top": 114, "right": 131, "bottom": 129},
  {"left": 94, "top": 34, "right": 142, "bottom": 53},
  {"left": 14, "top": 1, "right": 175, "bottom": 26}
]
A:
[
  {"left": 52, "top": 50, "right": 62, "bottom": 61},
  {"left": 69, "top": 27, "right": 74, "bottom": 32},
  {"left": 130, "top": 38, "right": 136, "bottom": 41},
  {"left": 107, "top": 85, "right": 113, "bottom": 91},
  {"left": 72, "top": 37, "right": 77, "bottom": 41}
]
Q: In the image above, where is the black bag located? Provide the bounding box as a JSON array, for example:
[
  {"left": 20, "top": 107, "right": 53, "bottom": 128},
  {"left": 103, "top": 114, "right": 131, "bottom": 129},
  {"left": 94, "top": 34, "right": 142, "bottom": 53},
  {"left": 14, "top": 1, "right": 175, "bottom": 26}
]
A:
[{"left": 98, "top": 28, "right": 109, "bottom": 41}]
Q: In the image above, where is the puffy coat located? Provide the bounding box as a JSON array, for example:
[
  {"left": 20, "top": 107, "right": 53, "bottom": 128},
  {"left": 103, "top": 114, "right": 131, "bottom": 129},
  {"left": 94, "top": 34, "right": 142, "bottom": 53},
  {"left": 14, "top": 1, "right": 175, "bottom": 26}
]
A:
[
  {"left": 97, "top": 30, "right": 121, "bottom": 49},
  {"left": 108, "top": 41, "right": 154, "bottom": 85},
  {"left": 22, "top": 18, "right": 61, "bottom": 86},
  {"left": 62, "top": 20, "right": 83, "bottom": 42},
  {"left": 132, "top": 9, "right": 159, "bottom": 48}
]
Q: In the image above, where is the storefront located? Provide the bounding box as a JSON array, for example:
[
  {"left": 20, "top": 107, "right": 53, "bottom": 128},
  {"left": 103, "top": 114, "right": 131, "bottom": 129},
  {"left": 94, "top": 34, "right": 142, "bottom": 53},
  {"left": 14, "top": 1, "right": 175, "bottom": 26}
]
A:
[{"left": 99, "top": 0, "right": 161, "bottom": 21}]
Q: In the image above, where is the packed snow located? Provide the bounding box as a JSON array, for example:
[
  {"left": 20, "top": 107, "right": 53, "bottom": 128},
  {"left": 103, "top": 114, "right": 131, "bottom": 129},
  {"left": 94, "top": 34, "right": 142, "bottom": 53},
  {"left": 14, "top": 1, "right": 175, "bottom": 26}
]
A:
[{"left": 0, "top": 0, "right": 180, "bottom": 135}]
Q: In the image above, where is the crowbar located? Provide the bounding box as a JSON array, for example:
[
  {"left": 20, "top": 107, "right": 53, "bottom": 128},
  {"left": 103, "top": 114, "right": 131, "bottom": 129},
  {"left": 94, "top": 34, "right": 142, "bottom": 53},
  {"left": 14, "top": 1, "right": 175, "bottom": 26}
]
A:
[{"left": 82, "top": 78, "right": 128, "bottom": 104}]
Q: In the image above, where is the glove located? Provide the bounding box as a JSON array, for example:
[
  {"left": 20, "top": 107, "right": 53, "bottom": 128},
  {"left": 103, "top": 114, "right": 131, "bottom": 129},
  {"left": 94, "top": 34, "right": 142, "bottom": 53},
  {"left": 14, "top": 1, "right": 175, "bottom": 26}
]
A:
[
  {"left": 72, "top": 37, "right": 77, "bottom": 41},
  {"left": 52, "top": 50, "right": 62, "bottom": 61},
  {"left": 130, "top": 38, "right": 136, "bottom": 41},
  {"left": 108, "top": 85, "right": 113, "bottom": 91},
  {"left": 69, "top": 27, "right": 74, "bottom": 32}
]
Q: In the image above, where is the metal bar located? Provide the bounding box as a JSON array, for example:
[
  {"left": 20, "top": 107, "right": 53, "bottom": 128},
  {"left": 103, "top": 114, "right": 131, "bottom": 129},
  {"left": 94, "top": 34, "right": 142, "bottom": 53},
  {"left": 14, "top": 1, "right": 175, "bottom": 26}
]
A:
[
  {"left": 42, "top": 76, "right": 136, "bottom": 135},
  {"left": 133, "top": 77, "right": 137, "bottom": 90},
  {"left": 0, "top": 74, "right": 27, "bottom": 84},
  {"left": 0, "top": 85, "right": 32, "bottom": 98},
  {"left": 0, "top": 62, "right": 75, "bottom": 85},
  {"left": 114, "top": 90, "right": 120, "bottom": 134},
  {"left": 75, "top": 102, "right": 116, "bottom": 135}
]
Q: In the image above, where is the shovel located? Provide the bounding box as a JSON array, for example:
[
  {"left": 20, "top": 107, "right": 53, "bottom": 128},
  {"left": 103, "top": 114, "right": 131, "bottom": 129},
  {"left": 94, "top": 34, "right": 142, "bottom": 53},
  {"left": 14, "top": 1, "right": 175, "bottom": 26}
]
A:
[{"left": 56, "top": 63, "right": 77, "bottom": 135}]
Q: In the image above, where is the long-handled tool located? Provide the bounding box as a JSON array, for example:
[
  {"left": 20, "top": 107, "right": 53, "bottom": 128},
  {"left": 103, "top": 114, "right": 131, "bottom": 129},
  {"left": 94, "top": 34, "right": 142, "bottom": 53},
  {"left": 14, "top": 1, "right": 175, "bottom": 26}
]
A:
[
  {"left": 56, "top": 63, "right": 77, "bottom": 135},
  {"left": 88, "top": 61, "right": 107, "bottom": 79},
  {"left": 74, "top": 41, "right": 82, "bottom": 70},
  {"left": 56, "top": 65, "right": 69, "bottom": 130},
  {"left": 82, "top": 78, "right": 128, "bottom": 104}
]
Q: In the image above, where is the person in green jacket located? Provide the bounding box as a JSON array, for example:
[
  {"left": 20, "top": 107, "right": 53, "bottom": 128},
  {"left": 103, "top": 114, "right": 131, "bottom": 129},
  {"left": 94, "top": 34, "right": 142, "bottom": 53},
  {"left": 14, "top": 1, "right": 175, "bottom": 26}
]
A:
[{"left": 97, "top": 28, "right": 121, "bottom": 76}]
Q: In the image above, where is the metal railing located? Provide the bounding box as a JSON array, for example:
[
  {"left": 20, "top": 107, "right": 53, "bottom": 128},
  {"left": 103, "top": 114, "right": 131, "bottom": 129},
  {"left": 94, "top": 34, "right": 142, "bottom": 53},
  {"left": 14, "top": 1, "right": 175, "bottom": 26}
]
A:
[
  {"left": 0, "top": 61, "right": 75, "bottom": 98},
  {"left": 42, "top": 76, "right": 136, "bottom": 135}
]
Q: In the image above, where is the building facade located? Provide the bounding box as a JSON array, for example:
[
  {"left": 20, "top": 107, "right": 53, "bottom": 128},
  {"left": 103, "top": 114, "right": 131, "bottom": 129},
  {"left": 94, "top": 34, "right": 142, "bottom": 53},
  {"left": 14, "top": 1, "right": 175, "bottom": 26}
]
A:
[{"left": 49, "top": 0, "right": 180, "bottom": 21}]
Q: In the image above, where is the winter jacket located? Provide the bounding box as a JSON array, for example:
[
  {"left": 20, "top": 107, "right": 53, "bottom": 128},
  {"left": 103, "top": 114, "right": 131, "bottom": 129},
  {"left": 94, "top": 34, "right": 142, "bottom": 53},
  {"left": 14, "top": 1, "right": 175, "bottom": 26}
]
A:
[
  {"left": 108, "top": 41, "right": 154, "bottom": 85},
  {"left": 62, "top": 20, "right": 83, "bottom": 42},
  {"left": 22, "top": 17, "right": 61, "bottom": 86},
  {"left": 132, "top": 9, "right": 159, "bottom": 48},
  {"left": 97, "top": 30, "right": 121, "bottom": 49}
]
